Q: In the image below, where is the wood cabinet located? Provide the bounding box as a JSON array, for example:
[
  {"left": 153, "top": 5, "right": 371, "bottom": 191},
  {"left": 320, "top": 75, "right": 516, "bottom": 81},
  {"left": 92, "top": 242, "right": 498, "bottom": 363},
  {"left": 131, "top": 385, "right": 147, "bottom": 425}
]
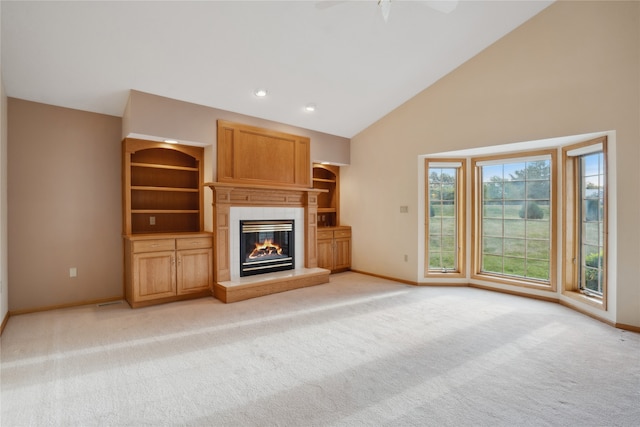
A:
[
  {"left": 123, "top": 138, "right": 204, "bottom": 235},
  {"left": 317, "top": 226, "right": 351, "bottom": 273},
  {"left": 122, "top": 138, "right": 212, "bottom": 307},
  {"left": 124, "top": 234, "right": 213, "bottom": 308},
  {"left": 313, "top": 164, "right": 339, "bottom": 227},
  {"left": 217, "top": 120, "right": 311, "bottom": 188}
]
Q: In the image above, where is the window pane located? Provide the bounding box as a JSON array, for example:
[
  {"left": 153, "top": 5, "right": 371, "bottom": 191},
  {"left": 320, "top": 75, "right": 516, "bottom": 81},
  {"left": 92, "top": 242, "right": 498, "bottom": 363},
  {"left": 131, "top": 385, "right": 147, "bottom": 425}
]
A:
[
  {"left": 483, "top": 203, "right": 503, "bottom": 219},
  {"left": 504, "top": 219, "right": 525, "bottom": 238},
  {"left": 526, "top": 260, "right": 550, "bottom": 281},
  {"left": 579, "top": 152, "right": 605, "bottom": 296},
  {"left": 479, "top": 158, "right": 552, "bottom": 282},
  {"left": 428, "top": 167, "right": 458, "bottom": 271},
  {"left": 504, "top": 257, "right": 526, "bottom": 276},
  {"left": 483, "top": 237, "right": 503, "bottom": 255},
  {"left": 504, "top": 238, "right": 525, "bottom": 257},
  {"left": 483, "top": 255, "right": 503, "bottom": 274},
  {"left": 504, "top": 181, "right": 525, "bottom": 200},
  {"left": 483, "top": 218, "right": 503, "bottom": 237},
  {"left": 527, "top": 240, "right": 549, "bottom": 260}
]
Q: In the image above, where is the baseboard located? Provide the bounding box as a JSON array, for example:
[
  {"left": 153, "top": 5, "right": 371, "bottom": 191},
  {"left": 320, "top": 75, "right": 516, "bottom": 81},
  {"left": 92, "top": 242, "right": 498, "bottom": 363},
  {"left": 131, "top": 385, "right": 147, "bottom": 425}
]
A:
[
  {"left": 0, "top": 310, "right": 9, "bottom": 336},
  {"left": 350, "top": 269, "right": 418, "bottom": 286},
  {"left": 614, "top": 323, "right": 640, "bottom": 333},
  {"left": 8, "top": 296, "right": 124, "bottom": 317},
  {"left": 558, "top": 299, "right": 616, "bottom": 328},
  {"left": 350, "top": 270, "right": 639, "bottom": 332}
]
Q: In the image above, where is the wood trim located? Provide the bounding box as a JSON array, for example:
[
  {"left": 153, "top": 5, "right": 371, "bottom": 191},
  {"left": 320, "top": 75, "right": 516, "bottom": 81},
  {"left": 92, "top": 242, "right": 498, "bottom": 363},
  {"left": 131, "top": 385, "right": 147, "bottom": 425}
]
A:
[
  {"left": 350, "top": 269, "right": 419, "bottom": 286},
  {"left": 216, "top": 120, "right": 311, "bottom": 188},
  {"left": 470, "top": 149, "right": 558, "bottom": 292},
  {"left": 353, "top": 271, "right": 628, "bottom": 331},
  {"left": 561, "top": 136, "right": 608, "bottom": 310},
  {"left": 126, "top": 290, "right": 210, "bottom": 309},
  {"left": 469, "top": 283, "right": 559, "bottom": 303},
  {"left": 0, "top": 311, "right": 9, "bottom": 335},
  {"left": 614, "top": 323, "right": 640, "bottom": 333},
  {"left": 205, "top": 182, "right": 323, "bottom": 286},
  {"left": 8, "top": 296, "right": 124, "bottom": 317},
  {"left": 424, "top": 158, "right": 466, "bottom": 278},
  {"left": 558, "top": 299, "right": 615, "bottom": 328},
  {"left": 124, "top": 137, "right": 204, "bottom": 159}
]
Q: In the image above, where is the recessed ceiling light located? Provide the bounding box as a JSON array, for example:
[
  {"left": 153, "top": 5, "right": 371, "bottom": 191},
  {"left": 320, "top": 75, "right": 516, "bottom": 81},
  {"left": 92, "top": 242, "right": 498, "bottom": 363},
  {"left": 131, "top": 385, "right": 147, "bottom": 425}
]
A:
[
  {"left": 164, "top": 139, "right": 179, "bottom": 144},
  {"left": 254, "top": 89, "right": 268, "bottom": 97},
  {"left": 305, "top": 103, "right": 316, "bottom": 112}
]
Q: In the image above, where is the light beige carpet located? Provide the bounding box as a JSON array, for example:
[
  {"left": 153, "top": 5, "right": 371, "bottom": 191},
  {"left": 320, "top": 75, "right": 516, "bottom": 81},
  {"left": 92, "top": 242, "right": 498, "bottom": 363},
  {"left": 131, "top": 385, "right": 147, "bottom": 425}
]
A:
[{"left": 1, "top": 272, "right": 639, "bottom": 426}]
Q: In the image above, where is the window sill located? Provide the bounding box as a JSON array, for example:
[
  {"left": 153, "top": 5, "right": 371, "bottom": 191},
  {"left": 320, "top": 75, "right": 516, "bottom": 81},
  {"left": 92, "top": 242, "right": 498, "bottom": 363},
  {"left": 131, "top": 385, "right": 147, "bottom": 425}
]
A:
[
  {"left": 562, "top": 290, "right": 605, "bottom": 310},
  {"left": 471, "top": 272, "right": 555, "bottom": 292},
  {"left": 425, "top": 271, "right": 465, "bottom": 279}
]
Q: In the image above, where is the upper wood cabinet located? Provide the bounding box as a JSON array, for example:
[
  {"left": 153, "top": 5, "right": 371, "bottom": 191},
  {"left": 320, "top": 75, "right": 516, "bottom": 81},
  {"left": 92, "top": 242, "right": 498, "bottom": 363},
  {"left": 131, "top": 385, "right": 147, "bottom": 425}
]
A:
[
  {"left": 313, "top": 163, "right": 340, "bottom": 227},
  {"left": 217, "top": 120, "right": 311, "bottom": 188},
  {"left": 122, "top": 138, "right": 204, "bottom": 235}
]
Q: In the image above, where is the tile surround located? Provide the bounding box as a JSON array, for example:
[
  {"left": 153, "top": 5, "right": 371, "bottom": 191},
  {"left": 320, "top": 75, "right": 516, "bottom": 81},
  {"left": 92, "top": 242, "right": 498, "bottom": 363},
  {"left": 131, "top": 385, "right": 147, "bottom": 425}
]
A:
[{"left": 229, "top": 207, "right": 305, "bottom": 280}]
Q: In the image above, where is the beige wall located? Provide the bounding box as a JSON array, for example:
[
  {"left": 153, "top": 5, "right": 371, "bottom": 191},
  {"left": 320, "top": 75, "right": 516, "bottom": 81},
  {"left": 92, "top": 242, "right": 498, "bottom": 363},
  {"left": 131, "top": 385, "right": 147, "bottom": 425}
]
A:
[
  {"left": 342, "top": 1, "right": 640, "bottom": 327},
  {"left": 1, "top": 72, "right": 8, "bottom": 322},
  {"left": 8, "top": 99, "right": 122, "bottom": 312},
  {"left": 123, "top": 90, "right": 351, "bottom": 166}
]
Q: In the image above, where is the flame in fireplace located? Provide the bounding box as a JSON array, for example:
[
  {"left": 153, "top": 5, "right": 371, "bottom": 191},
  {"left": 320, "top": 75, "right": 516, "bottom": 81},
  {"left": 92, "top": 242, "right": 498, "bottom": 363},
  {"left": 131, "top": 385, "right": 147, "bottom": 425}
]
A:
[{"left": 248, "top": 239, "right": 283, "bottom": 259}]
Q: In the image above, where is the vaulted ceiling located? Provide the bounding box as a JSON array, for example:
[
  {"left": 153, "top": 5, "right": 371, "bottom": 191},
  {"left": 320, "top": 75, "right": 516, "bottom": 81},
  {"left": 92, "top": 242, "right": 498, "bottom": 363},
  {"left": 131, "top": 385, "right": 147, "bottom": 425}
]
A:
[{"left": 1, "top": 1, "right": 553, "bottom": 138}]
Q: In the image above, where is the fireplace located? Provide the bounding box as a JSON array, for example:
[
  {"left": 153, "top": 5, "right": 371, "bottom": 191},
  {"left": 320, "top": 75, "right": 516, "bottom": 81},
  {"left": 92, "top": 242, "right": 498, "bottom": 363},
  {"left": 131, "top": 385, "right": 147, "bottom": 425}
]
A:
[{"left": 240, "top": 220, "right": 295, "bottom": 277}]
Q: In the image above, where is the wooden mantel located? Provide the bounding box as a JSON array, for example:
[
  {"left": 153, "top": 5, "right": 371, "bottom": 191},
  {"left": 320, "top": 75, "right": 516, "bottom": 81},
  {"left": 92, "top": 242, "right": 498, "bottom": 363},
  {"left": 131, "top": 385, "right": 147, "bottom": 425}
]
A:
[{"left": 205, "top": 182, "right": 329, "bottom": 302}]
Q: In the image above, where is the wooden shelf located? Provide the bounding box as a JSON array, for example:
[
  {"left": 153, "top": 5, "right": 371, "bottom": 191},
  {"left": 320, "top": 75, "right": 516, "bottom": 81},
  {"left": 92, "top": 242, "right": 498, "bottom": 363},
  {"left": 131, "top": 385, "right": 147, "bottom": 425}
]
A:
[
  {"left": 123, "top": 138, "right": 204, "bottom": 235},
  {"left": 313, "top": 163, "right": 340, "bottom": 227},
  {"left": 132, "top": 186, "right": 199, "bottom": 193},
  {"left": 131, "top": 162, "right": 199, "bottom": 172},
  {"left": 313, "top": 177, "right": 336, "bottom": 184},
  {"left": 131, "top": 209, "right": 200, "bottom": 214}
]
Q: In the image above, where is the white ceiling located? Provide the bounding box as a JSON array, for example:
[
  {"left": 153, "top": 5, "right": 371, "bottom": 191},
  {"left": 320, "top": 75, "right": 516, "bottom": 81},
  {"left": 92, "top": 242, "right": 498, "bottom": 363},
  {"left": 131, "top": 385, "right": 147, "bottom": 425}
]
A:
[{"left": 1, "top": 0, "right": 553, "bottom": 138}]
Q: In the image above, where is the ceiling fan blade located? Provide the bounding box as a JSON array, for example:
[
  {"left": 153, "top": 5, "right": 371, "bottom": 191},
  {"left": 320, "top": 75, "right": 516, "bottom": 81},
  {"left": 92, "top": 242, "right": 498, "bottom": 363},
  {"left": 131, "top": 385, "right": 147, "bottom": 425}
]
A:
[{"left": 424, "top": 0, "right": 458, "bottom": 14}]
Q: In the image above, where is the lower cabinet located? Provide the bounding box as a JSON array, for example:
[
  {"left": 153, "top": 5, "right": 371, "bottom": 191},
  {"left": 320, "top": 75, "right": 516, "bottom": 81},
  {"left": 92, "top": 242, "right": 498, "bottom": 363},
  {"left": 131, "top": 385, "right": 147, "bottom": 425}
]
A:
[
  {"left": 317, "top": 226, "right": 351, "bottom": 273},
  {"left": 124, "top": 233, "right": 213, "bottom": 308}
]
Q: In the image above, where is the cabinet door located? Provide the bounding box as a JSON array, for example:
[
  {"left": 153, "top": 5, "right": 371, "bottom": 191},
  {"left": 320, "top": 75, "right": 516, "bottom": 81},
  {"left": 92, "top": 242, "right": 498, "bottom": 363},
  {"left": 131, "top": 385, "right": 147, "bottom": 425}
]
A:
[
  {"left": 177, "top": 248, "right": 212, "bottom": 294},
  {"left": 334, "top": 237, "right": 351, "bottom": 271},
  {"left": 132, "top": 251, "right": 176, "bottom": 301},
  {"left": 317, "top": 238, "right": 334, "bottom": 270}
]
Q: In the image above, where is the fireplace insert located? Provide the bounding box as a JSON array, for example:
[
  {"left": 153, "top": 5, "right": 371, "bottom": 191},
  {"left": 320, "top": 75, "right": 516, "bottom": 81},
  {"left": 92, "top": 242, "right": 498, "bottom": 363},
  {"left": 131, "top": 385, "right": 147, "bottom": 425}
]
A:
[{"left": 240, "top": 220, "right": 294, "bottom": 277}]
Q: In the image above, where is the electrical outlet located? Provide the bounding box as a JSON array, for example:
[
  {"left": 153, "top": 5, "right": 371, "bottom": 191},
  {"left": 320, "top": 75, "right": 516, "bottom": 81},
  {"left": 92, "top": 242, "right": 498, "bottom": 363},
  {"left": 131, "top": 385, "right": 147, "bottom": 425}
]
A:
[
  {"left": 149, "top": 216, "right": 156, "bottom": 225},
  {"left": 404, "top": 254, "right": 408, "bottom": 262},
  {"left": 400, "top": 206, "right": 408, "bottom": 213},
  {"left": 69, "top": 267, "right": 77, "bottom": 278}
]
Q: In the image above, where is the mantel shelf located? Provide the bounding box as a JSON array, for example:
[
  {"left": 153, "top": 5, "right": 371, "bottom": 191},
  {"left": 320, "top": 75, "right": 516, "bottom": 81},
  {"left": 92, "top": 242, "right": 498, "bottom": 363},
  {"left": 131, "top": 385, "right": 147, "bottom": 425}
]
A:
[{"left": 204, "top": 182, "right": 328, "bottom": 194}]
